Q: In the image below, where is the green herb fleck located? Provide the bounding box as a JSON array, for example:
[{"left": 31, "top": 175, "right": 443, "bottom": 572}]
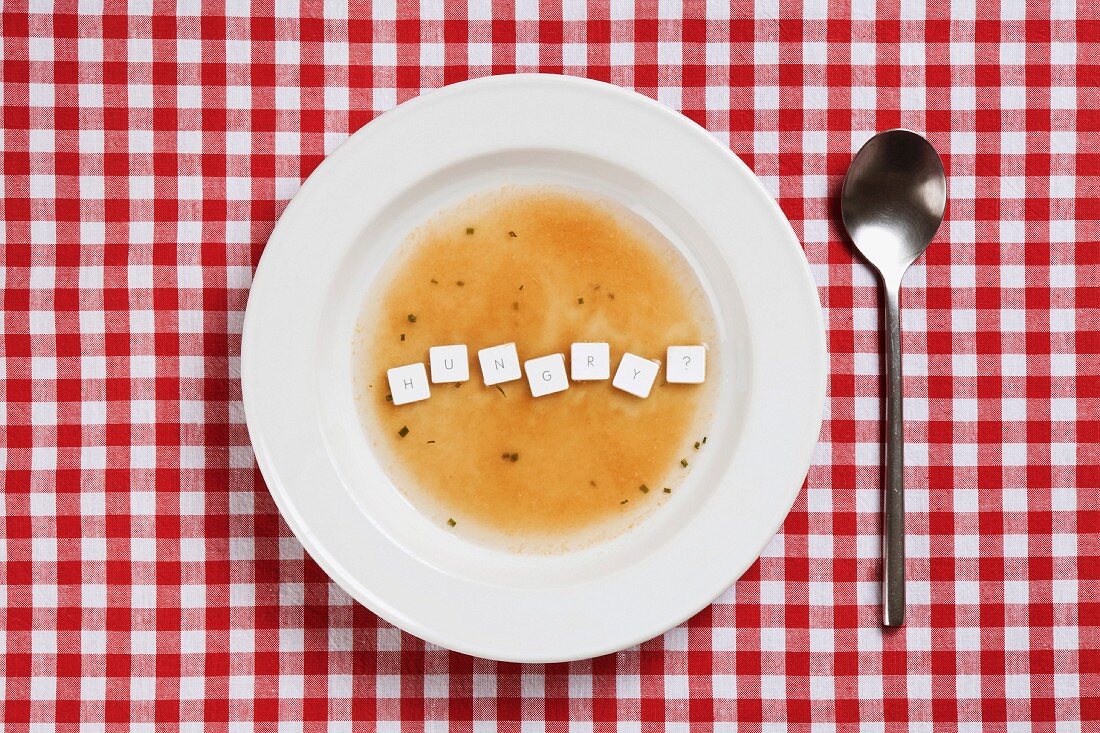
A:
[
  {"left": 519, "top": 284, "right": 524, "bottom": 291},
  {"left": 510, "top": 453, "right": 519, "bottom": 462},
  {"left": 465, "top": 227, "right": 474, "bottom": 235},
  {"left": 496, "top": 385, "right": 506, "bottom": 397},
  {"left": 454, "top": 382, "right": 462, "bottom": 389},
  {"left": 398, "top": 425, "right": 409, "bottom": 438},
  {"left": 430, "top": 278, "right": 438, "bottom": 284},
  {"left": 502, "top": 452, "right": 511, "bottom": 460},
  {"left": 447, "top": 518, "right": 456, "bottom": 527},
  {"left": 508, "top": 230, "right": 517, "bottom": 238},
  {"left": 385, "top": 394, "right": 392, "bottom": 402},
  {"left": 427, "top": 440, "right": 435, "bottom": 444},
  {"left": 407, "top": 314, "right": 417, "bottom": 323},
  {"left": 702, "top": 436, "right": 707, "bottom": 444},
  {"left": 694, "top": 441, "right": 700, "bottom": 450},
  {"left": 620, "top": 499, "right": 629, "bottom": 505},
  {"left": 400, "top": 333, "right": 405, "bottom": 341},
  {"left": 680, "top": 458, "right": 689, "bottom": 468},
  {"left": 663, "top": 487, "right": 672, "bottom": 494},
  {"left": 639, "top": 484, "right": 649, "bottom": 494},
  {"left": 577, "top": 297, "right": 584, "bottom": 304}
]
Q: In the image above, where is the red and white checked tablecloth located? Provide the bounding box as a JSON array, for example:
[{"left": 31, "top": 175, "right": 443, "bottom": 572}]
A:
[{"left": 1, "top": 0, "right": 1096, "bottom": 729}]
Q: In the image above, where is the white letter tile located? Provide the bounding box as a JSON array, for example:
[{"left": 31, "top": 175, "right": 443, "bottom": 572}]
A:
[
  {"left": 478, "top": 342, "right": 521, "bottom": 386},
  {"left": 570, "top": 342, "right": 610, "bottom": 381},
  {"left": 524, "top": 353, "right": 569, "bottom": 397},
  {"left": 612, "top": 353, "right": 660, "bottom": 398},
  {"left": 666, "top": 345, "right": 707, "bottom": 384},
  {"left": 429, "top": 344, "right": 469, "bottom": 383},
  {"left": 387, "top": 363, "right": 431, "bottom": 405}
]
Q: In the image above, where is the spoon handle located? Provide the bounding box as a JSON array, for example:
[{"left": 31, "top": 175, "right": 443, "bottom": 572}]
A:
[{"left": 882, "top": 282, "right": 906, "bottom": 627}]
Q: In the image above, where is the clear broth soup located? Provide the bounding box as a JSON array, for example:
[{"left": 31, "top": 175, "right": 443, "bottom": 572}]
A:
[{"left": 355, "top": 186, "right": 718, "bottom": 552}]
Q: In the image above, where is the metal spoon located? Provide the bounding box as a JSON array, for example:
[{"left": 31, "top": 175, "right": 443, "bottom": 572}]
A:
[{"left": 841, "top": 129, "right": 946, "bottom": 627}]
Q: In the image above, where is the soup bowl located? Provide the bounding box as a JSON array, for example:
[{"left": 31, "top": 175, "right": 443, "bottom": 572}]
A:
[{"left": 242, "top": 74, "right": 826, "bottom": 661}]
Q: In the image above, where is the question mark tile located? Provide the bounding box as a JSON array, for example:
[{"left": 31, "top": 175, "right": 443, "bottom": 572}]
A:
[
  {"left": 570, "top": 342, "right": 610, "bottom": 380},
  {"left": 612, "top": 353, "right": 661, "bottom": 398},
  {"left": 524, "top": 353, "right": 569, "bottom": 397},
  {"left": 666, "top": 345, "right": 706, "bottom": 384}
]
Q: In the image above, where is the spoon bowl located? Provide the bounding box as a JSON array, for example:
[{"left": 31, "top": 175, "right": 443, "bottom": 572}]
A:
[
  {"left": 840, "top": 129, "right": 946, "bottom": 627},
  {"left": 842, "top": 130, "right": 947, "bottom": 281}
]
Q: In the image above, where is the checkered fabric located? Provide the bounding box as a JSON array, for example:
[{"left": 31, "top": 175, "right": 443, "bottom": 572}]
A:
[{"left": 1, "top": 0, "right": 1095, "bottom": 729}]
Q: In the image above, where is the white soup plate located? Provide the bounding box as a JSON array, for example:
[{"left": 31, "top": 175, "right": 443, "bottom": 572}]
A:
[{"left": 241, "top": 74, "right": 826, "bottom": 662}]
